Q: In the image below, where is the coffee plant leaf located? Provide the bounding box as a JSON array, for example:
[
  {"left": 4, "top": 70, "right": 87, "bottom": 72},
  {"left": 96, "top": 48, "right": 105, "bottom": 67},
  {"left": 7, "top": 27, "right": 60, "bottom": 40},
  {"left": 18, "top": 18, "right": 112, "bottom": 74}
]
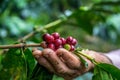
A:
[
  {"left": 97, "top": 63, "right": 120, "bottom": 80},
  {"left": 23, "top": 48, "right": 36, "bottom": 78},
  {"left": 52, "top": 74, "right": 64, "bottom": 80},
  {"left": 0, "top": 48, "right": 27, "bottom": 80},
  {"left": 92, "top": 65, "right": 114, "bottom": 80},
  {"left": 31, "top": 63, "right": 53, "bottom": 80}
]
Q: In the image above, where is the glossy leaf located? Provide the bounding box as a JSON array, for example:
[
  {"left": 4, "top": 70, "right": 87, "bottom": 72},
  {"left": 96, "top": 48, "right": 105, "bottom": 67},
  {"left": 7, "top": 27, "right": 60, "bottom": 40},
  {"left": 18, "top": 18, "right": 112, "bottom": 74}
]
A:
[
  {"left": 0, "top": 48, "right": 27, "bottom": 80},
  {"left": 30, "top": 63, "right": 53, "bottom": 80},
  {"left": 23, "top": 48, "right": 36, "bottom": 79},
  {"left": 92, "top": 66, "right": 114, "bottom": 80},
  {"left": 97, "top": 63, "right": 120, "bottom": 80}
]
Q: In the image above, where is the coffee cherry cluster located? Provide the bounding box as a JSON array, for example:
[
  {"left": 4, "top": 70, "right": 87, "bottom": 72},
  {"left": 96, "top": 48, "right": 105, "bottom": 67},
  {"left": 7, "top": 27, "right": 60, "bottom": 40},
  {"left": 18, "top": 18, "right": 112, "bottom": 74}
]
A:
[{"left": 42, "top": 32, "right": 77, "bottom": 51}]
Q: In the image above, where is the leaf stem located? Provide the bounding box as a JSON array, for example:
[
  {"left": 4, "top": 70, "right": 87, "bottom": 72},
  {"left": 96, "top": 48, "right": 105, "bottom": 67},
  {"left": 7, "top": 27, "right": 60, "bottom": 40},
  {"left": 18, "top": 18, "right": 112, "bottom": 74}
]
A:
[{"left": 74, "top": 50, "right": 98, "bottom": 65}]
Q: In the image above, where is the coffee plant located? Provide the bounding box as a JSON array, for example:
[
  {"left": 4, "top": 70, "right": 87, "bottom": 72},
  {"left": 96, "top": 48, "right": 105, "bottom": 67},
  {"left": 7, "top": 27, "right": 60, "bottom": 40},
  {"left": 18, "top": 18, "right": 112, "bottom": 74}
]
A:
[
  {"left": 0, "top": 0, "right": 120, "bottom": 80},
  {"left": 0, "top": 32, "right": 120, "bottom": 80}
]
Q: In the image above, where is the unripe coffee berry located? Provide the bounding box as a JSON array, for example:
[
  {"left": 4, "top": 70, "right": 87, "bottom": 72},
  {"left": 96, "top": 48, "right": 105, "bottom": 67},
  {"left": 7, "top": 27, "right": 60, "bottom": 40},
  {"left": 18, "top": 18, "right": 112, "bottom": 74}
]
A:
[{"left": 63, "top": 44, "right": 71, "bottom": 51}]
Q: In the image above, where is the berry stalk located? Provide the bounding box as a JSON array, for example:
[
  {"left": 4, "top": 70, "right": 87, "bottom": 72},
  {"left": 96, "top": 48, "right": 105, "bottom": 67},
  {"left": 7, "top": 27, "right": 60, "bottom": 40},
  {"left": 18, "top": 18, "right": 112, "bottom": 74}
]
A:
[{"left": 74, "top": 50, "right": 98, "bottom": 65}]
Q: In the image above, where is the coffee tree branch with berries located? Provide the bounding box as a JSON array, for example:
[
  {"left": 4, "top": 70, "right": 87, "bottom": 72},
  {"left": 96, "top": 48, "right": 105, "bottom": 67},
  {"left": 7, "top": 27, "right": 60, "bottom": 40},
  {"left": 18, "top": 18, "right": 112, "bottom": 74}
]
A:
[
  {"left": 1, "top": 32, "right": 120, "bottom": 80},
  {"left": 0, "top": 1, "right": 120, "bottom": 79}
]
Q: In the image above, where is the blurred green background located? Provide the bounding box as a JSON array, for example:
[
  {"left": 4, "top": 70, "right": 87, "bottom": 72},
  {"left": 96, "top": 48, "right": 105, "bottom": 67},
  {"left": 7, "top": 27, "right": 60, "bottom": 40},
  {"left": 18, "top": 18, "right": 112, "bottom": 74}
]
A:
[
  {"left": 0, "top": 0, "right": 120, "bottom": 51},
  {"left": 0, "top": 0, "right": 120, "bottom": 80}
]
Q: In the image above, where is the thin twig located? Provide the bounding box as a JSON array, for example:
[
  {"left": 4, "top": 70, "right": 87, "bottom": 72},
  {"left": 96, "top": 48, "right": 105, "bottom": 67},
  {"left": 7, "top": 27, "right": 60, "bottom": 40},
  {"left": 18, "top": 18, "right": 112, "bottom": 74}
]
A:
[
  {"left": 0, "top": 15, "right": 67, "bottom": 49},
  {"left": 0, "top": 19, "right": 63, "bottom": 49},
  {"left": 18, "top": 19, "right": 63, "bottom": 42},
  {"left": 0, "top": 43, "right": 42, "bottom": 49}
]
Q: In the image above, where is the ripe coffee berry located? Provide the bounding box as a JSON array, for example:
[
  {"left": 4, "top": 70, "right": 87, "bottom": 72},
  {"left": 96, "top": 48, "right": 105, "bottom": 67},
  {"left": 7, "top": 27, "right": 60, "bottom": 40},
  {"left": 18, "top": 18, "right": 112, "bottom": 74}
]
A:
[
  {"left": 42, "top": 33, "right": 50, "bottom": 41},
  {"left": 42, "top": 33, "right": 54, "bottom": 43},
  {"left": 70, "top": 45, "right": 75, "bottom": 51},
  {"left": 66, "top": 36, "right": 73, "bottom": 44},
  {"left": 71, "top": 38, "right": 77, "bottom": 45},
  {"left": 55, "top": 45, "right": 62, "bottom": 50},
  {"left": 60, "top": 38, "right": 66, "bottom": 45},
  {"left": 52, "top": 32, "right": 60, "bottom": 39},
  {"left": 42, "top": 32, "right": 77, "bottom": 51},
  {"left": 54, "top": 39, "right": 62, "bottom": 47},
  {"left": 47, "top": 43, "right": 55, "bottom": 50}
]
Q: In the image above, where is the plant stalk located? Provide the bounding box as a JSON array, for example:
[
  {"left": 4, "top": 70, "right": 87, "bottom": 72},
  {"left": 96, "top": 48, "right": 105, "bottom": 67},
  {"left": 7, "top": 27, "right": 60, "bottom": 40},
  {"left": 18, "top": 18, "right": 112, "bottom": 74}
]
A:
[
  {"left": 74, "top": 50, "right": 98, "bottom": 65},
  {"left": 0, "top": 43, "right": 42, "bottom": 49},
  {"left": 18, "top": 19, "right": 63, "bottom": 42}
]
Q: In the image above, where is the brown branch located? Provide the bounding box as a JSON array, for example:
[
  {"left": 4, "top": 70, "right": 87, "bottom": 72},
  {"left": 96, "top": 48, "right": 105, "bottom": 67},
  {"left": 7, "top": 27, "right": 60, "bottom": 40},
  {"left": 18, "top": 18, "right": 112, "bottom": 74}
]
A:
[
  {"left": 0, "top": 43, "right": 43, "bottom": 49},
  {"left": 0, "top": 16, "right": 68, "bottom": 49}
]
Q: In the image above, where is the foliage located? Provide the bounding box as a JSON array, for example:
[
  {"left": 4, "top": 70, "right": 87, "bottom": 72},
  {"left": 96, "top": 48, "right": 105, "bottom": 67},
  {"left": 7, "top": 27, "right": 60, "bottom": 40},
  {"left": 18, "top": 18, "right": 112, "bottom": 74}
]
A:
[
  {"left": 75, "top": 49, "right": 120, "bottom": 80},
  {"left": 0, "top": 0, "right": 120, "bottom": 80},
  {"left": 0, "top": 48, "right": 27, "bottom": 80}
]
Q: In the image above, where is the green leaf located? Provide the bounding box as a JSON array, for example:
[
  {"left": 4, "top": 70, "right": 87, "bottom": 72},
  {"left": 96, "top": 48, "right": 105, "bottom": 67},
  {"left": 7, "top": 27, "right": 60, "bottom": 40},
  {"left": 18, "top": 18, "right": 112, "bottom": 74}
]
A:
[
  {"left": 92, "top": 66, "right": 101, "bottom": 80},
  {"left": 97, "top": 63, "right": 120, "bottom": 80},
  {"left": 30, "top": 63, "right": 53, "bottom": 80},
  {"left": 99, "top": 68, "right": 113, "bottom": 80},
  {"left": 92, "top": 72, "right": 101, "bottom": 80},
  {"left": 72, "top": 9, "right": 104, "bottom": 34},
  {"left": 92, "top": 66, "right": 114, "bottom": 80},
  {"left": 52, "top": 74, "right": 64, "bottom": 80},
  {"left": 0, "top": 48, "right": 27, "bottom": 80},
  {"left": 23, "top": 48, "right": 36, "bottom": 79}
]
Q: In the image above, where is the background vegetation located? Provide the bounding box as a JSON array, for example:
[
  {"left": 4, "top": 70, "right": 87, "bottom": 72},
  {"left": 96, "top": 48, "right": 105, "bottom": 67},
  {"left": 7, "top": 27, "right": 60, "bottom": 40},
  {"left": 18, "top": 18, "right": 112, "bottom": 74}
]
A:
[{"left": 0, "top": 0, "right": 120, "bottom": 80}]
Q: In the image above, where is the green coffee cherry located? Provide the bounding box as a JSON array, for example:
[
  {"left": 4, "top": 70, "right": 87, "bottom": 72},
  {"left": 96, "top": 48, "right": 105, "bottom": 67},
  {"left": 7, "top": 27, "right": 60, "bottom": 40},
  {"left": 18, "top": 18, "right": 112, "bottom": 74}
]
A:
[{"left": 63, "top": 44, "right": 71, "bottom": 51}]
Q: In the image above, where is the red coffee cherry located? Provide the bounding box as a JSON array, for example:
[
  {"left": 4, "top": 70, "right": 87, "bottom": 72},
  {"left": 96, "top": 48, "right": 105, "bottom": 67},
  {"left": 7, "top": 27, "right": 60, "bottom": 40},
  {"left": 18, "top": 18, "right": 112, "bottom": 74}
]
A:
[
  {"left": 54, "top": 39, "right": 62, "bottom": 47},
  {"left": 66, "top": 36, "right": 73, "bottom": 44},
  {"left": 55, "top": 45, "right": 63, "bottom": 50},
  {"left": 42, "top": 33, "right": 50, "bottom": 41},
  {"left": 71, "top": 38, "right": 77, "bottom": 45},
  {"left": 52, "top": 32, "right": 60, "bottom": 39},
  {"left": 60, "top": 37, "right": 66, "bottom": 45},
  {"left": 47, "top": 43, "right": 55, "bottom": 50},
  {"left": 43, "top": 33, "right": 54, "bottom": 43},
  {"left": 70, "top": 45, "right": 75, "bottom": 51}
]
